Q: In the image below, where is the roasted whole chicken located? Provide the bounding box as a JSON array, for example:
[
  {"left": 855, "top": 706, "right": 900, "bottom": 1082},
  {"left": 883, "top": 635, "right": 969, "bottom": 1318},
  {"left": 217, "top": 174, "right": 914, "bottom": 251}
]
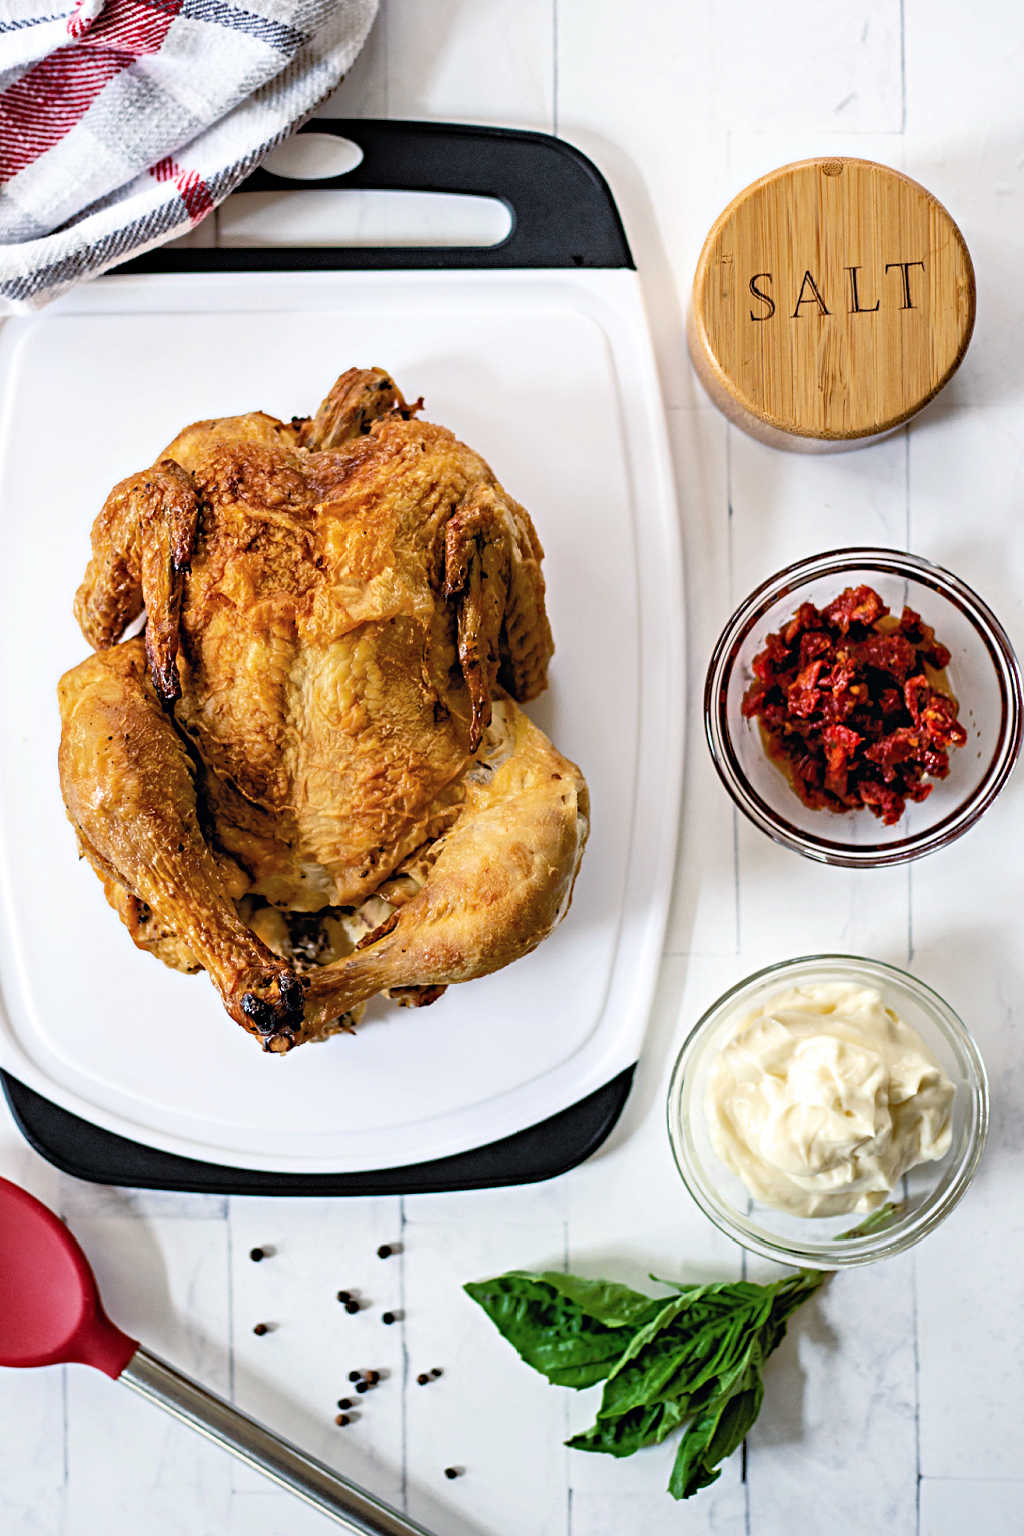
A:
[{"left": 58, "top": 369, "right": 589, "bottom": 1052}]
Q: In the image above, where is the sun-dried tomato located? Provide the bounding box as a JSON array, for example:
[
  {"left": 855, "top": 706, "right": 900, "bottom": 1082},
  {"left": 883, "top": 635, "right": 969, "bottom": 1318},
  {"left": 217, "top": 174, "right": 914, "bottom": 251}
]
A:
[
  {"left": 920, "top": 692, "right": 968, "bottom": 748},
  {"left": 782, "top": 602, "right": 823, "bottom": 646},
  {"left": 899, "top": 606, "right": 952, "bottom": 670},
  {"left": 858, "top": 779, "right": 912, "bottom": 824},
  {"left": 854, "top": 631, "right": 917, "bottom": 678},
  {"left": 822, "top": 723, "right": 861, "bottom": 799},
  {"left": 822, "top": 585, "right": 886, "bottom": 634},
  {"left": 798, "top": 630, "right": 833, "bottom": 669},
  {"left": 741, "top": 584, "right": 966, "bottom": 824}
]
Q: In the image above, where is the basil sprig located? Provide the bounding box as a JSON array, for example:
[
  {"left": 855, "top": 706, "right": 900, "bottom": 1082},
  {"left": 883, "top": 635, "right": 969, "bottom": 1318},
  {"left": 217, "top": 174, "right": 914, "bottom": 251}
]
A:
[{"left": 464, "top": 1267, "right": 824, "bottom": 1500}]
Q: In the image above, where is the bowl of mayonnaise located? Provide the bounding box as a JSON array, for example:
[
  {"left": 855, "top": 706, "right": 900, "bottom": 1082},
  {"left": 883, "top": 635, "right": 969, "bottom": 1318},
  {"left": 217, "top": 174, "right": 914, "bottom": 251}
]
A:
[{"left": 667, "top": 955, "right": 988, "bottom": 1268}]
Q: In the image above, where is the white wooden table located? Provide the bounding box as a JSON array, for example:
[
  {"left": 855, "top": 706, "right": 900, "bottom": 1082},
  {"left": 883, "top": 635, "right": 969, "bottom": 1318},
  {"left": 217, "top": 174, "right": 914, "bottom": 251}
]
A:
[{"left": 3, "top": 3, "right": 1022, "bottom": 1533}]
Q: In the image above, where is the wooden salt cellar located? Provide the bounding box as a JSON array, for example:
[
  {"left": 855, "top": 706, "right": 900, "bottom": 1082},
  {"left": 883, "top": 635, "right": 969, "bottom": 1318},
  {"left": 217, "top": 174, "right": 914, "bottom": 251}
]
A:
[{"left": 688, "top": 157, "right": 976, "bottom": 450}]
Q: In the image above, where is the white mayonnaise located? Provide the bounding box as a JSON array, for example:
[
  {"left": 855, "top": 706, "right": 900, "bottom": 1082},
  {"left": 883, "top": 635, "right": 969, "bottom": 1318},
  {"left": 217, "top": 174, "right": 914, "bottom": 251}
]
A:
[{"left": 705, "top": 982, "right": 954, "bottom": 1217}]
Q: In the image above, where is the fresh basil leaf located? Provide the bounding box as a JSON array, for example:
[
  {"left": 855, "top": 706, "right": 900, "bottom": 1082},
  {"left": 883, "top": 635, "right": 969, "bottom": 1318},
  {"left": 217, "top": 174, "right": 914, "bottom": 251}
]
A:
[
  {"left": 770, "top": 1270, "right": 825, "bottom": 1312},
  {"left": 571, "top": 1273, "right": 822, "bottom": 1481},
  {"left": 466, "top": 1265, "right": 825, "bottom": 1501},
  {"left": 765, "top": 1271, "right": 826, "bottom": 1345},
  {"left": 595, "top": 1293, "right": 697, "bottom": 1393},
  {"left": 527, "top": 1271, "right": 670, "bottom": 1329},
  {"left": 662, "top": 1274, "right": 822, "bottom": 1499},
  {"left": 654, "top": 1277, "right": 815, "bottom": 1337},
  {"left": 597, "top": 1306, "right": 746, "bottom": 1419},
  {"left": 837, "top": 1202, "right": 901, "bottom": 1240},
  {"left": 463, "top": 1273, "right": 666, "bottom": 1390},
  {"left": 668, "top": 1372, "right": 764, "bottom": 1500},
  {"left": 567, "top": 1393, "right": 694, "bottom": 1457},
  {"left": 658, "top": 1312, "right": 761, "bottom": 1404}
]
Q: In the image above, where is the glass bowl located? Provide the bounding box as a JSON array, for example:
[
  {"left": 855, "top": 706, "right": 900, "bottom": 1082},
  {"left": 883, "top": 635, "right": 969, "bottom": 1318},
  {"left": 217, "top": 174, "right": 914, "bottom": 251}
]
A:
[
  {"left": 667, "top": 955, "right": 989, "bottom": 1269},
  {"left": 705, "top": 547, "right": 1023, "bottom": 867}
]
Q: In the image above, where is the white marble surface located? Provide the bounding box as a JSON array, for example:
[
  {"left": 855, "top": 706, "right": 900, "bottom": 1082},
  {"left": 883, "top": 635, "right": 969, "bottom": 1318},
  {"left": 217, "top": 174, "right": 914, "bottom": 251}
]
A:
[{"left": 2, "top": 2, "right": 1023, "bottom": 1532}]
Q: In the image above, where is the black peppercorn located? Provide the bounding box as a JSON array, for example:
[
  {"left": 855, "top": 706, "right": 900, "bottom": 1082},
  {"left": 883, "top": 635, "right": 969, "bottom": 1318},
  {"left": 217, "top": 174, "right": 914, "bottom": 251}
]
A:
[
  {"left": 377, "top": 1244, "right": 393, "bottom": 1259},
  {"left": 430, "top": 1368, "right": 443, "bottom": 1378},
  {"left": 345, "top": 1300, "right": 360, "bottom": 1314},
  {"left": 252, "top": 1322, "right": 269, "bottom": 1336},
  {"left": 444, "top": 1467, "right": 460, "bottom": 1480},
  {"left": 355, "top": 1380, "right": 369, "bottom": 1394},
  {"left": 337, "top": 1290, "right": 352, "bottom": 1304},
  {"left": 417, "top": 1373, "right": 429, "bottom": 1386},
  {"left": 249, "top": 1247, "right": 265, "bottom": 1263},
  {"left": 381, "top": 1311, "right": 396, "bottom": 1325},
  {"left": 348, "top": 1370, "right": 361, "bottom": 1382}
]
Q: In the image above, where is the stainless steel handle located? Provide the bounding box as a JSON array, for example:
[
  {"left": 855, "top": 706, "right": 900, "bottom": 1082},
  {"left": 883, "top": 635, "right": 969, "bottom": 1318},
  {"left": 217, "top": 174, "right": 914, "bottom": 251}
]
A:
[{"left": 120, "top": 1346, "right": 438, "bottom": 1536}]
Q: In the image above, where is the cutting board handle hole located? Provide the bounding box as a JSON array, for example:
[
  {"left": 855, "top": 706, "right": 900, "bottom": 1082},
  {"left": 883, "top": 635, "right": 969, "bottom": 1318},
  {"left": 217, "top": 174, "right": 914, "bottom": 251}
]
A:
[
  {"left": 218, "top": 189, "right": 513, "bottom": 250},
  {"left": 260, "top": 133, "right": 365, "bottom": 181}
]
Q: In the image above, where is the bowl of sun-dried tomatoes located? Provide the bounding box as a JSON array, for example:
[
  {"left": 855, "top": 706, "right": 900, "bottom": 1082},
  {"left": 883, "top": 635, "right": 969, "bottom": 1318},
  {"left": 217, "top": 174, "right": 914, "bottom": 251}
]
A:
[{"left": 705, "top": 548, "right": 1022, "bottom": 866}]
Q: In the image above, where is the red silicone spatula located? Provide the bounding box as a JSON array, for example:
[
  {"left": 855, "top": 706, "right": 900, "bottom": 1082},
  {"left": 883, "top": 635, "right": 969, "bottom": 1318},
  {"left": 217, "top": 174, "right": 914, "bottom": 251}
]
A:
[{"left": 0, "top": 1176, "right": 439, "bottom": 1536}]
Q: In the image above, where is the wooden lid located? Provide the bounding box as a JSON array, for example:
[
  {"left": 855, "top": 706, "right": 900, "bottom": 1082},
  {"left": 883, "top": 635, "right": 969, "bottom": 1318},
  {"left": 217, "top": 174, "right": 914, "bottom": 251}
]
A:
[{"left": 689, "top": 157, "right": 976, "bottom": 448}]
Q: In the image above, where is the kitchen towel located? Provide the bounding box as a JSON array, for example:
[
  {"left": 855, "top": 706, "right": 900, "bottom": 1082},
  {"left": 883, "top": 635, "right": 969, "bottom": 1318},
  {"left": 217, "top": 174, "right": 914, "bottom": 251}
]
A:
[{"left": 0, "top": 0, "right": 378, "bottom": 310}]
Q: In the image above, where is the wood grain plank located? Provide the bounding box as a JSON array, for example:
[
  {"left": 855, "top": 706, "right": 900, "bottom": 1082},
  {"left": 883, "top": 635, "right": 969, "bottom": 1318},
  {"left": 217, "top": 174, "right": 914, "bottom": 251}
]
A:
[
  {"left": 224, "top": 1490, "right": 344, "bottom": 1534},
  {"left": 384, "top": 0, "right": 554, "bottom": 129},
  {"left": 404, "top": 1198, "right": 570, "bottom": 1536},
  {"left": 904, "top": 402, "right": 1024, "bottom": 1482},
  {"left": 229, "top": 1197, "right": 405, "bottom": 1505},
  {"left": 556, "top": 0, "right": 726, "bottom": 412},
  {"left": 745, "top": 1251, "right": 918, "bottom": 1535},
  {"left": 565, "top": 956, "right": 746, "bottom": 1535},
  {"left": 920, "top": 1479, "right": 1024, "bottom": 1536},
  {"left": 711, "top": 1, "right": 903, "bottom": 134},
  {"left": 63, "top": 1215, "right": 233, "bottom": 1536},
  {"left": 322, "top": 0, "right": 555, "bottom": 129},
  {"left": 319, "top": 3, "right": 388, "bottom": 117},
  {"left": 904, "top": 0, "right": 1024, "bottom": 410}
]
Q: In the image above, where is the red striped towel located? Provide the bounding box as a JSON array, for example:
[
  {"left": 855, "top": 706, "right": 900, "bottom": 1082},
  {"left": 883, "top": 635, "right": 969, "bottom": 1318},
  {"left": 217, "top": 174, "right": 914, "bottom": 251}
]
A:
[{"left": 0, "top": 0, "right": 378, "bottom": 309}]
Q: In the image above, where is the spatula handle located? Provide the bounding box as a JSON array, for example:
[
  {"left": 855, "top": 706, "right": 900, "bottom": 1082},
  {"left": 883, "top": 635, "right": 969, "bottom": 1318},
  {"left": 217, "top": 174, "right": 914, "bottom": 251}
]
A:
[{"left": 120, "top": 1346, "right": 439, "bottom": 1536}]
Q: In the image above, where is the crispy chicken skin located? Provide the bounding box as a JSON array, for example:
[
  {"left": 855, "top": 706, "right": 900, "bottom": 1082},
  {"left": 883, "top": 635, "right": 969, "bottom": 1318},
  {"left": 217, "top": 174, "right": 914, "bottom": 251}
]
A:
[{"left": 58, "top": 369, "right": 589, "bottom": 1051}]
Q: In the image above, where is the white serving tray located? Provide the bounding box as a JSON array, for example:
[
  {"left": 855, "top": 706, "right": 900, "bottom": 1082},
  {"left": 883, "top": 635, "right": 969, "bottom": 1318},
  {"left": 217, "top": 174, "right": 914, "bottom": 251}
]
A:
[{"left": 0, "top": 265, "right": 683, "bottom": 1172}]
